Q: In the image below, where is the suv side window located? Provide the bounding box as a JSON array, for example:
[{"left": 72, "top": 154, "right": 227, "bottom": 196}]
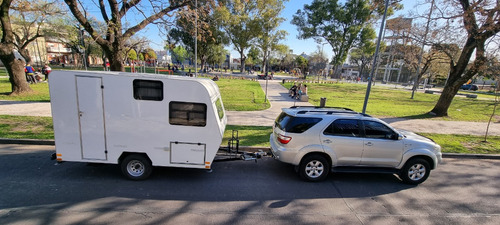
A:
[
  {"left": 363, "top": 120, "right": 395, "bottom": 139},
  {"left": 323, "top": 119, "right": 360, "bottom": 137}
]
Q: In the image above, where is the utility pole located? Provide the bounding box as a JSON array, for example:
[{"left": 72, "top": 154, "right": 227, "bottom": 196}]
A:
[{"left": 362, "top": 0, "right": 389, "bottom": 114}]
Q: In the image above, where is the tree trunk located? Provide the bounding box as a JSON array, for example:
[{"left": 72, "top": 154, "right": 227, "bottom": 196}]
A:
[
  {"left": 239, "top": 51, "right": 246, "bottom": 73},
  {"left": 0, "top": 0, "right": 32, "bottom": 94},
  {"left": 103, "top": 47, "right": 125, "bottom": 72},
  {"left": 0, "top": 49, "right": 32, "bottom": 94},
  {"left": 200, "top": 58, "right": 207, "bottom": 72},
  {"left": 430, "top": 79, "right": 462, "bottom": 116}
]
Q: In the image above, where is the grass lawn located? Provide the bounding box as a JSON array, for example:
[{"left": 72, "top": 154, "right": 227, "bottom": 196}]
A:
[
  {"left": 0, "top": 115, "right": 53, "bottom": 139},
  {"left": 284, "top": 82, "right": 499, "bottom": 122},
  {"left": 421, "top": 133, "right": 500, "bottom": 154},
  {"left": 0, "top": 75, "right": 270, "bottom": 111},
  {"left": 215, "top": 78, "right": 270, "bottom": 111},
  {"left": 0, "top": 78, "right": 50, "bottom": 102}
]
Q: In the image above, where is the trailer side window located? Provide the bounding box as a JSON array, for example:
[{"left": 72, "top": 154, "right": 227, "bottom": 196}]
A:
[
  {"left": 133, "top": 79, "right": 163, "bottom": 101},
  {"left": 169, "top": 101, "right": 207, "bottom": 127}
]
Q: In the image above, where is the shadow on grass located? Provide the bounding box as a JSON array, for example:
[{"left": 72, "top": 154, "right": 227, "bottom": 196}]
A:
[{"left": 381, "top": 113, "right": 440, "bottom": 124}]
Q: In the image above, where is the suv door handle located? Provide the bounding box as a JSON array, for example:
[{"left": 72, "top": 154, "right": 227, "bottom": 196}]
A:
[
  {"left": 365, "top": 142, "right": 373, "bottom": 146},
  {"left": 323, "top": 139, "right": 332, "bottom": 144}
]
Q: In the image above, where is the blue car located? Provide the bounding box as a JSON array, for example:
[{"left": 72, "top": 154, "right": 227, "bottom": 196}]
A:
[{"left": 461, "top": 84, "right": 478, "bottom": 91}]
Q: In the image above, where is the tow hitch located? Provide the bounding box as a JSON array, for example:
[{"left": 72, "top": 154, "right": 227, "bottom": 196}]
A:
[{"left": 216, "top": 130, "right": 266, "bottom": 162}]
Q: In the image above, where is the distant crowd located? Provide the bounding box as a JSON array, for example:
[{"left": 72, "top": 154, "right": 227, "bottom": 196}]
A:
[{"left": 24, "top": 63, "right": 51, "bottom": 84}]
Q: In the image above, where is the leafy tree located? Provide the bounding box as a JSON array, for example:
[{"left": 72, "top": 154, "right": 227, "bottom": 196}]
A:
[
  {"left": 206, "top": 45, "right": 228, "bottom": 68},
  {"left": 128, "top": 49, "right": 137, "bottom": 61},
  {"left": 349, "top": 26, "right": 379, "bottom": 79},
  {"left": 142, "top": 48, "right": 157, "bottom": 61},
  {"left": 168, "top": 1, "right": 226, "bottom": 71},
  {"left": 170, "top": 45, "right": 188, "bottom": 65},
  {"left": 295, "top": 55, "right": 308, "bottom": 77},
  {"left": 218, "top": 0, "right": 260, "bottom": 73},
  {"left": 11, "top": 0, "right": 64, "bottom": 64},
  {"left": 308, "top": 46, "right": 328, "bottom": 75},
  {"left": 0, "top": 0, "right": 63, "bottom": 94},
  {"left": 254, "top": 0, "right": 288, "bottom": 73},
  {"left": 64, "top": 0, "right": 191, "bottom": 71},
  {"left": 429, "top": 0, "right": 500, "bottom": 116},
  {"left": 0, "top": 0, "right": 28, "bottom": 94},
  {"left": 274, "top": 44, "right": 292, "bottom": 71},
  {"left": 292, "top": 0, "right": 401, "bottom": 77},
  {"left": 292, "top": 0, "right": 372, "bottom": 77},
  {"left": 247, "top": 46, "right": 261, "bottom": 67}
]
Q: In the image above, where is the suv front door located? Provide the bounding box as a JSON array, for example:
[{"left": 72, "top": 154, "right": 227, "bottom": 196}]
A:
[
  {"left": 360, "top": 120, "right": 403, "bottom": 167},
  {"left": 320, "top": 119, "right": 363, "bottom": 166}
]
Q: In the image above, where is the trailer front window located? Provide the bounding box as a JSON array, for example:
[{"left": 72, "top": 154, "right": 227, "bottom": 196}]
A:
[
  {"left": 169, "top": 102, "right": 207, "bottom": 127},
  {"left": 215, "top": 98, "right": 224, "bottom": 120}
]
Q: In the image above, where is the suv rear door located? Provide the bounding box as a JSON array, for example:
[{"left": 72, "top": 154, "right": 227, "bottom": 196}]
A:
[
  {"left": 359, "top": 120, "right": 404, "bottom": 167},
  {"left": 320, "top": 119, "right": 364, "bottom": 166}
]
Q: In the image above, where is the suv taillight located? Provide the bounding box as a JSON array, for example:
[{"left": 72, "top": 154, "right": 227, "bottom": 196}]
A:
[{"left": 277, "top": 134, "right": 292, "bottom": 144}]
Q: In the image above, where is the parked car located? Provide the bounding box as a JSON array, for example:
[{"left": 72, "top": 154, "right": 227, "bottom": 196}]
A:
[
  {"left": 270, "top": 106, "right": 442, "bottom": 184},
  {"left": 461, "top": 84, "right": 478, "bottom": 91}
]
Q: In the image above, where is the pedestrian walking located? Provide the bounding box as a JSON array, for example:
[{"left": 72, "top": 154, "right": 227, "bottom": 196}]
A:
[{"left": 42, "top": 64, "right": 51, "bottom": 80}]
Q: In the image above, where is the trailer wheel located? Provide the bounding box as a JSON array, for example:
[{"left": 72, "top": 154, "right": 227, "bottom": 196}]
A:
[{"left": 120, "top": 154, "right": 152, "bottom": 180}]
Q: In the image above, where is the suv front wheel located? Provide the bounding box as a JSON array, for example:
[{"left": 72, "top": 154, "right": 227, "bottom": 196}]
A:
[
  {"left": 299, "top": 155, "right": 330, "bottom": 182},
  {"left": 400, "top": 158, "right": 430, "bottom": 185}
]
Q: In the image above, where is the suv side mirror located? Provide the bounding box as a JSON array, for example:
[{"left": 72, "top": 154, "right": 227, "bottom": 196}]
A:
[{"left": 388, "top": 133, "right": 401, "bottom": 140}]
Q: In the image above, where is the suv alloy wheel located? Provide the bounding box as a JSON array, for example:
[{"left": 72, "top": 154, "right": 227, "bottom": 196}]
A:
[{"left": 299, "top": 155, "right": 330, "bottom": 182}]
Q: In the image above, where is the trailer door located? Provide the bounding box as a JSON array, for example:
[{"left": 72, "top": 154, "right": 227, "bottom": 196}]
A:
[{"left": 76, "top": 76, "right": 107, "bottom": 160}]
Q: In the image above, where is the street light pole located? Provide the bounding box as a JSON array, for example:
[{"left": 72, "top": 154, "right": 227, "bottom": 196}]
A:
[
  {"left": 265, "top": 51, "right": 269, "bottom": 103},
  {"left": 362, "top": 0, "right": 389, "bottom": 114}
]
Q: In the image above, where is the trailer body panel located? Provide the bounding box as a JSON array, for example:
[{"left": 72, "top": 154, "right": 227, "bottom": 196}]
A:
[{"left": 49, "top": 70, "right": 226, "bottom": 170}]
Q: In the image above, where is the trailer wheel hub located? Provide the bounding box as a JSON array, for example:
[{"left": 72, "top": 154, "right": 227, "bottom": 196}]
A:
[{"left": 127, "top": 160, "right": 145, "bottom": 177}]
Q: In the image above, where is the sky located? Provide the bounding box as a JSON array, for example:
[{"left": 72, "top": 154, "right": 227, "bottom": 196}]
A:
[{"left": 136, "top": 0, "right": 423, "bottom": 59}]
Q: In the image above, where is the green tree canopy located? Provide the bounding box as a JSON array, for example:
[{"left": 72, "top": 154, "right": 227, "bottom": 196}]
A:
[
  {"left": 217, "top": 0, "right": 261, "bottom": 73},
  {"left": 128, "top": 49, "right": 137, "bottom": 61},
  {"left": 292, "top": 0, "right": 400, "bottom": 77}
]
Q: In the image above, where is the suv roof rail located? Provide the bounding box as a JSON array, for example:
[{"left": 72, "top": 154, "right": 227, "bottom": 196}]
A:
[
  {"left": 289, "top": 106, "right": 355, "bottom": 111},
  {"left": 290, "top": 106, "right": 372, "bottom": 117},
  {"left": 296, "top": 110, "right": 357, "bottom": 115}
]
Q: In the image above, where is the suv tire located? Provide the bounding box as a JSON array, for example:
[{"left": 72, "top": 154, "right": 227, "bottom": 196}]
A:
[
  {"left": 400, "top": 158, "right": 430, "bottom": 185},
  {"left": 299, "top": 155, "right": 330, "bottom": 182}
]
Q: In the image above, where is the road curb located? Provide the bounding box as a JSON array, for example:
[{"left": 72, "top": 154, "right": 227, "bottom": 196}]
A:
[
  {"left": 2, "top": 138, "right": 500, "bottom": 159},
  {"left": 0, "top": 138, "right": 55, "bottom": 145}
]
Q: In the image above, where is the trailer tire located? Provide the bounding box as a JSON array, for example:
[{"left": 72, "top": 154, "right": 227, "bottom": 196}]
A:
[{"left": 121, "top": 154, "right": 152, "bottom": 180}]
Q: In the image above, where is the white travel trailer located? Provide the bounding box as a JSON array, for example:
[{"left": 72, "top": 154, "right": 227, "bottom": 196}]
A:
[{"left": 49, "top": 70, "right": 227, "bottom": 180}]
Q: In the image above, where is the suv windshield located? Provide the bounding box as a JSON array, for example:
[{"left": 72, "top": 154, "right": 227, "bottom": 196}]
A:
[{"left": 275, "top": 112, "right": 322, "bottom": 133}]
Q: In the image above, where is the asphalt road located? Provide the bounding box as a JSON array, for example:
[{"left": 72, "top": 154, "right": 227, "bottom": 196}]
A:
[{"left": 1, "top": 144, "right": 499, "bottom": 225}]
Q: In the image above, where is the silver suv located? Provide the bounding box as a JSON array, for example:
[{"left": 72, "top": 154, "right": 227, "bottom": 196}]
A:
[{"left": 270, "top": 107, "right": 442, "bottom": 184}]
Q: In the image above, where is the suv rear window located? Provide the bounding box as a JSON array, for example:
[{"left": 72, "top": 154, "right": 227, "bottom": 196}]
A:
[{"left": 275, "top": 112, "right": 322, "bottom": 133}]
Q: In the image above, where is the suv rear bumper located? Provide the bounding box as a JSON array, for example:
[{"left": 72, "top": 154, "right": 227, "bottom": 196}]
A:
[{"left": 270, "top": 134, "right": 299, "bottom": 165}]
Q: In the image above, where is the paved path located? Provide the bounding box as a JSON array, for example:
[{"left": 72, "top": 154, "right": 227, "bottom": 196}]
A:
[
  {"left": 225, "top": 80, "right": 312, "bottom": 126},
  {"left": 1, "top": 79, "right": 499, "bottom": 135}
]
